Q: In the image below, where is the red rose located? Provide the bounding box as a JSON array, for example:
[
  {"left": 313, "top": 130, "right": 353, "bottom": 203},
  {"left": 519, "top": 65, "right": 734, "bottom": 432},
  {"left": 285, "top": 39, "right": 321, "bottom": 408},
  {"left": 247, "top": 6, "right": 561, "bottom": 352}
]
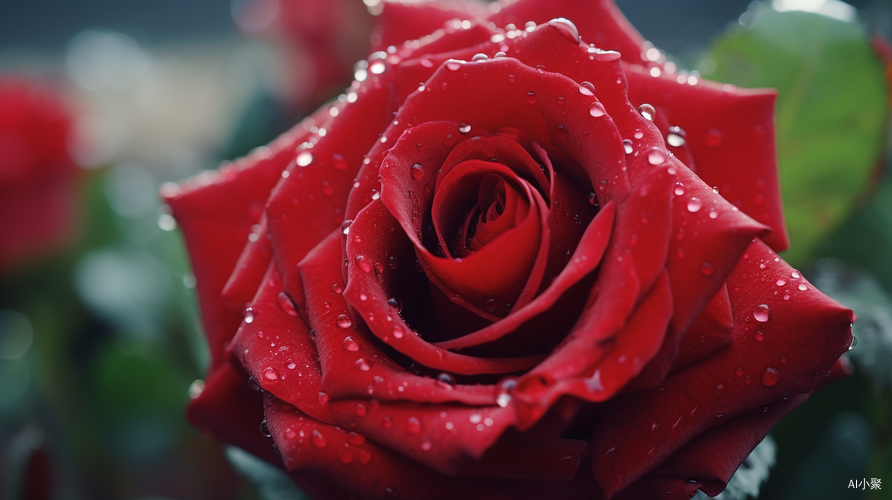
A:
[
  {"left": 0, "top": 78, "right": 80, "bottom": 272},
  {"left": 166, "top": 1, "right": 854, "bottom": 498}
]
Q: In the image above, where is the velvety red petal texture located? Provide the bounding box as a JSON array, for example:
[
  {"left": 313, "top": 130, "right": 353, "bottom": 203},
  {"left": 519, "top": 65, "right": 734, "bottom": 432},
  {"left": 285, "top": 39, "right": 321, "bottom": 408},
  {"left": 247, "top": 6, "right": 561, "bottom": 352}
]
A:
[{"left": 168, "top": 2, "right": 856, "bottom": 499}]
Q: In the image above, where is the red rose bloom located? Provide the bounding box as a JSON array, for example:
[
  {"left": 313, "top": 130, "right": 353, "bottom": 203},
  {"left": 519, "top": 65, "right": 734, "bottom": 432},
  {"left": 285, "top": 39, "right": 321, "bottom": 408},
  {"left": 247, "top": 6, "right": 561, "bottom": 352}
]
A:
[
  {"left": 166, "top": 1, "right": 854, "bottom": 498},
  {"left": 0, "top": 78, "right": 80, "bottom": 272}
]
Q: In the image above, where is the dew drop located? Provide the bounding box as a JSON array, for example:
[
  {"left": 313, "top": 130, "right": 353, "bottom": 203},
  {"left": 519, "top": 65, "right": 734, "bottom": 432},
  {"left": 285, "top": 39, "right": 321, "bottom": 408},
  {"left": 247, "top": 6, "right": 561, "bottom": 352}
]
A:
[
  {"left": 753, "top": 304, "right": 770, "bottom": 322},
  {"left": 338, "top": 450, "right": 353, "bottom": 464},
  {"left": 406, "top": 416, "right": 421, "bottom": 434},
  {"left": 686, "top": 197, "right": 701, "bottom": 212},
  {"left": 548, "top": 17, "right": 580, "bottom": 43},
  {"left": 638, "top": 103, "right": 655, "bottom": 121},
  {"left": 355, "top": 358, "right": 371, "bottom": 371},
  {"left": 700, "top": 262, "right": 714, "bottom": 276},
  {"left": 318, "top": 391, "right": 330, "bottom": 405},
  {"left": 420, "top": 439, "right": 432, "bottom": 451},
  {"left": 712, "top": 384, "right": 726, "bottom": 398},
  {"left": 337, "top": 314, "right": 353, "bottom": 329},
  {"left": 311, "top": 429, "right": 327, "bottom": 448},
  {"left": 495, "top": 377, "right": 517, "bottom": 407},
  {"left": 341, "top": 219, "right": 353, "bottom": 235},
  {"left": 458, "top": 123, "right": 472, "bottom": 134},
  {"left": 342, "top": 336, "right": 360, "bottom": 352},
  {"left": 622, "top": 139, "right": 633, "bottom": 154},
  {"left": 332, "top": 153, "right": 348, "bottom": 170},
  {"left": 483, "top": 295, "right": 498, "bottom": 312},
  {"left": 355, "top": 255, "right": 373, "bottom": 273},
  {"left": 507, "top": 74, "right": 515, "bottom": 83},
  {"left": 667, "top": 126, "right": 686, "bottom": 147},
  {"left": 411, "top": 163, "right": 424, "bottom": 180},
  {"left": 263, "top": 367, "right": 279, "bottom": 381},
  {"left": 571, "top": 83, "right": 595, "bottom": 100},
  {"left": 392, "top": 326, "right": 405, "bottom": 339},
  {"left": 332, "top": 283, "right": 344, "bottom": 294},
  {"left": 589, "top": 102, "right": 606, "bottom": 117},
  {"left": 260, "top": 419, "right": 271, "bottom": 438},
  {"left": 588, "top": 192, "right": 598, "bottom": 206},
  {"left": 647, "top": 149, "right": 666, "bottom": 165},
  {"left": 776, "top": 279, "right": 786, "bottom": 286},
  {"left": 387, "top": 297, "right": 403, "bottom": 313},
  {"left": 798, "top": 284, "right": 808, "bottom": 291},
  {"left": 674, "top": 183, "right": 685, "bottom": 196},
  {"left": 244, "top": 307, "right": 255, "bottom": 324},
  {"left": 383, "top": 416, "right": 393, "bottom": 429},
  {"left": 297, "top": 151, "right": 314, "bottom": 167},
  {"left": 525, "top": 91, "right": 537, "bottom": 104},
  {"left": 355, "top": 403, "right": 368, "bottom": 416},
  {"left": 278, "top": 292, "right": 298, "bottom": 316},
  {"left": 755, "top": 332, "right": 765, "bottom": 341},
  {"left": 849, "top": 336, "right": 858, "bottom": 351},
  {"left": 791, "top": 270, "right": 801, "bottom": 279},
  {"left": 387, "top": 255, "right": 399, "bottom": 270},
  {"left": 471, "top": 53, "right": 489, "bottom": 62},
  {"left": 435, "top": 373, "right": 456, "bottom": 389},
  {"left": 760, "top": 367, "right": 780, "bottom": 387}
]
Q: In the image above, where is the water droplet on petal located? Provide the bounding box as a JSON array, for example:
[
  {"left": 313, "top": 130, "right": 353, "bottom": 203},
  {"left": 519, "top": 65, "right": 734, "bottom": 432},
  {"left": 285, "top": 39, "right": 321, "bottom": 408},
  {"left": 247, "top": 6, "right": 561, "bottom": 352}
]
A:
[
  {"left": 263, "top": 367, "right": 279, "bottom": 381},
  {"left": 760, "top": 367, "right": 780, "bottom": 387},
  {"left": 355, "top": 358, "right": 371, "bottom": 371},
  {"left": 337, "top": 314, "right": 353, "bottom": 329},
  {"left": 332, "top": 153, "right": 348, "bottom": 170},
  {"left": 791, "top": 270, "right": 801, "bottom": 279},
  {"left": 458, "top": 123, "right": 471, "bottom": 134},
  {"left": 318, "top": 391, "right": 330, "bottom": 405},
  {"left": 342, "top": 336, "right": 360, "bottom": 352},
  {"left": 713, "top": 384, "right": 725, "bottom": 398},
  {"left": 420, "top": 438, "right": 432, "bottom": 451},
  {"left": 525, "top": 91, "right": 537, "bottom": 104},
  {"left": 244, "top": 307, "right": 255, "bottom": 323},
  {"left": 548, "top": 17, "right": 580, "bottom": 43},
  {"left": 588, "top": 192, "right": 598, "bottom": 206},
  {"left": 410, "top": 163, "right": 424, "bottom": 180},
  {"left": 355, "top": 403, "right": 368, "bottom": 416},
  {"left": 341, "top": 219, "right": 353, "bottom": 235},
  {"left": 589, "top": 102, "right": 606, "bottom": 117},
  {"left": 753, "top": 304, "right": 770, "bottom": 322},
  {"left": 578, "top": 81, "right": 596, "bottom": 96},
  {"left": 776, "top": 279, "right": 786, "bottom": 286},
  {"left": 260, "top": 419, "right": 271, "bottom": 438},
  {"left": 435, "top": 373, "right": 456, "bottom": 389},
  {"left": 849, "top": 336, "right": 858, "bottom": 351},
  {"left": 471, "top": 53, "right": 489, "bottom": 62},
  {"left": 638, "top": 103, "right": 655, "bottom": 121},
  {"left": 382, "top": 416, "right": 393, "bottom": 429},
  {"left": 406, "top": 416, "right": 421, "bottom": 434},
  {"left": 507, "top": 74, "right": 515, "bottom": 83},
  {"left": 355, "top": 255, "right": 373, "bottom": 273},
  {"left": 667, "top": 126, "right": 686, "bottom": 147},
  {"left": 700, "top": 262, "right": 714, "bottom": 276},
  {"left": 392, "top": 326, "right": 404, "bottom": 339},
  {"left": 798, "top": 284, "right": 808, "bottom": 291},
  {"left": 495, "top": 377, "right": 517, "bottom": 407},
  {"left": 687, "top": 197, "right": 701, "bottom": 212},
  {"left": 647, "top": 149, "right": 666, "bottom": 165},
  {"left": 278, "top": 292, "right": 298, "bottom": 316},
  {"left": 387, "top": 297, "right": 403, "bottom": 312},
  {"left": 674, "top": 183, "right": 685, "bottom": 196},
  {"left": 311, "top": 429, "right": 327, "bottom": 448},
  {"left": 446, "top": 61, "right": 462, "bottom": 71},
  {"left": 297, "top": 151, "right": 313, "bottom": 167},
  {"left": 622, "top": 139, "right": 633, "bottom": 154}
]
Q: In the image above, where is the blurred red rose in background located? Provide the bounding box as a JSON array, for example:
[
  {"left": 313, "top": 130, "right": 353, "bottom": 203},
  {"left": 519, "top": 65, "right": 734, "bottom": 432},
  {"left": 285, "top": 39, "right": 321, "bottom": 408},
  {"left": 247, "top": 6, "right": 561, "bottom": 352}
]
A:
[
  {"left": 0, "top": 77, "right": 81, "bottom": 272},
  {"left": 167, "top": 0, "right": 855, "bottom": 498}
]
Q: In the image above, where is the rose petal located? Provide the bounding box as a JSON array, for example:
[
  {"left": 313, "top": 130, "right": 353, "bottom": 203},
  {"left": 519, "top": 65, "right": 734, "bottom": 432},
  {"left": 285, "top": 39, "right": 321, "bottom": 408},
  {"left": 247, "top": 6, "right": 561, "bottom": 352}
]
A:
[
  {"left": 625, "top": 67, "right": 787, "bottom": 251},
  {"left": 488, "top": 0, "right": 648, "bottom": 69},
  {"left": 229, "top": 263, "right": 335, "bottom": 424},
  {"left": 165, "top": 121, "right": 319, "bottom": 367},
  {"left": 373, "top": 1, "right": 480, "bottom": 53},
  {"left": 588, "top": 239, "right": 853, "bottom": 497},
  {"left": 342, "top": 201, "right": 547, "bottom": 375},
  {"left": 266, "top": 395, "right": 560, "bottom": 500}
]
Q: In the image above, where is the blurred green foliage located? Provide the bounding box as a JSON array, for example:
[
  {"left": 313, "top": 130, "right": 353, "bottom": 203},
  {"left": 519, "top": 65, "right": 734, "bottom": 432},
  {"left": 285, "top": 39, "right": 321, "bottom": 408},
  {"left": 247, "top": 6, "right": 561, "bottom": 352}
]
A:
[{"left": 703, "top": 8, "right": 889, "bottom": 266}]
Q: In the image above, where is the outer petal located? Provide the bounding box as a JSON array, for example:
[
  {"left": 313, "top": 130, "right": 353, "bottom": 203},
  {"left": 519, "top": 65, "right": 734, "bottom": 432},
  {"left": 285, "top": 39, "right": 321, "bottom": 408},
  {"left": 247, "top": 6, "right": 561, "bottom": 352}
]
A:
[
  {"left": 588, "top": 239, "right": 853, "bottom": 498},
  {"left": 164, "top": 122, "right": 317, "bottom": 367},
  {"left": 625, "top": 65, "right": 787, "bottom": 251}
]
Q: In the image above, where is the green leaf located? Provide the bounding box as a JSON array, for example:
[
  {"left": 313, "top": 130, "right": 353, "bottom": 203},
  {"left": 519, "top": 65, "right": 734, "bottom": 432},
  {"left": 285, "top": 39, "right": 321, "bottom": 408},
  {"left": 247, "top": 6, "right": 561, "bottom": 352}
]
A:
[
  {"left": 811, "top": 259, "right": 892, "bottom": 390},
  {"left": 702, "top": 8, "right": 888, "bottom": 265},
  {"left": 693, "top": 435, "right": 776, "bottom": 500},
  {"left": 226, "top": 447, "right": 309, "bottom": 500}
]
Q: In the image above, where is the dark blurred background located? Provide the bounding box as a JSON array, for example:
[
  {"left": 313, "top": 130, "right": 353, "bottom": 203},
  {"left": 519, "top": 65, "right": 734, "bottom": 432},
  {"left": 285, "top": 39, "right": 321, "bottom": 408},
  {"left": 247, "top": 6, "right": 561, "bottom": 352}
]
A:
[{"left": 0, "top": 1, "right": 890, "bottom": 500}]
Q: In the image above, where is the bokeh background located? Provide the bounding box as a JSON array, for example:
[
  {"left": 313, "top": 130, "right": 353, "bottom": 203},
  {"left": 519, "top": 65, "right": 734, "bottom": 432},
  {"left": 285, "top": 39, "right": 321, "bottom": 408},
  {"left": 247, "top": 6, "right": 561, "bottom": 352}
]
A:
[{"left": 0, "top": 1, "right": 890, "bottom": 499}]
